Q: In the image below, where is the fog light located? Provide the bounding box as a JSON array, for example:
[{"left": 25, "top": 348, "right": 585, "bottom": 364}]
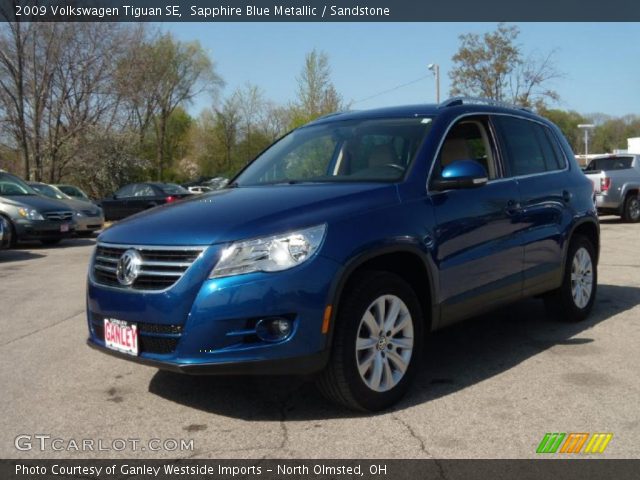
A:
[{"left": 255, "top": 317, "right": 292, "bottom": 342}]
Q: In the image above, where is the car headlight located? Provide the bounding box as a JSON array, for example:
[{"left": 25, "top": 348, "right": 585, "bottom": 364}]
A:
[
  {"left": 18, "top": 208, "right": 44, "bottom": 220},
  {"left": 210, "top": 224, "right": 327, "bottom": 278},
  {"left": 75, "top": 210, "right": 85, "bottom": 217}
]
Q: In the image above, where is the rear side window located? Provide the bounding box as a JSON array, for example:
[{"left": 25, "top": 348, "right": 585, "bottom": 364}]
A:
[
  {"left": 114, "top": 184, "right": 135, "bottom": 198},
  {"left": 133, "top": 184, "right": 156, "bottom": 197},
  {"left": 496, "top": 116, "right": 564, "bottom": 176},
  {"left": 585, "top": 157, "right": 633, "bottom": 172}
]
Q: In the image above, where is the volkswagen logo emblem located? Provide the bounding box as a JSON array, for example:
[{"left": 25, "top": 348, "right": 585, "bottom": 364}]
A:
[{"left": 116, "top": 249, "right": 142, "bottom": 286}]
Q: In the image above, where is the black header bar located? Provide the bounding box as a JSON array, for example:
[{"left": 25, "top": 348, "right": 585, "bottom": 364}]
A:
[{"left": 1, "top": 0, "right": 639, "bottom": 22}]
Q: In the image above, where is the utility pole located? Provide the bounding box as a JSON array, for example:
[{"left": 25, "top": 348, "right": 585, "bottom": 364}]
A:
[
  {"left": 428, "top": 63, "right": 440, "bottom": 103},
  {"left": 578, "top": 123, "right": 595, "bottom": 157}
]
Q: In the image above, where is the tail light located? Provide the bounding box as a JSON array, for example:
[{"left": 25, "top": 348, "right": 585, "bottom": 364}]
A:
[
  {"left": 165, "top": 196, "right": 176, "bottom": 203},
  {"left": 600, "top": 177, "right": 611, "bottom": 193}
]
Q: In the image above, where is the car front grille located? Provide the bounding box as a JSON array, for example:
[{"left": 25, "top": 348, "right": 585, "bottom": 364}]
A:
[
  {"left": 92, "top": 243, "right": 205, "bottom": 292},
  {"left": 91, "top": 315, "right": 182, "bottom": 354},
  {"left": 44, "top": 210, "right": 74, "bottom": 222},
  {"left": 82, "top": 209, "right": 101, "bottom": 217}
]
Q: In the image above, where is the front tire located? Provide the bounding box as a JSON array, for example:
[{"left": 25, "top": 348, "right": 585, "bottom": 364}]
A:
[
  {"left": 317, "top": 271, "right": 423, "bottom": 411},
  {"left": 544, "top": 235, "right": 597, "bottom": 322},
  {"left": 621, "top": 193, "right": 640, "bottom": 223},
  {"left": 1, "top": 216, "right": 16, "bottom": 248}
]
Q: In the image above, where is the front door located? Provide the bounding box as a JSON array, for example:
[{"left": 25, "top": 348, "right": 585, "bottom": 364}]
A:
[{"left": 429, "top": 116, "right": 525, "bottom": 326}]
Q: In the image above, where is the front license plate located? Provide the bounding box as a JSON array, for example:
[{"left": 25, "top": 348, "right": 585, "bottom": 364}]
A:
[
  {"left": 60, "top": 223, "right": 69, "bottom": 232},
  {"left": 104, "top": 318, "right": 138, "bottom": 356}
]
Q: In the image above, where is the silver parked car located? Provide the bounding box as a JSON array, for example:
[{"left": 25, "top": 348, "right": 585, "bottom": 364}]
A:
[
  {"left": 584, "top": 154, "right": 640, "bottom": 222},
  {"left": 28, "top": 182, "right": 104, "bottom": 236},
  {"left": 0, "top": 172, "right": 76, "bottom": 246}
]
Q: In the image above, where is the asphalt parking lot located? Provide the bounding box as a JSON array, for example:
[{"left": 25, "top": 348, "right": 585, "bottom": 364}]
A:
[{"left": 1, "top": 218, "right": 639, "bottom": 459}]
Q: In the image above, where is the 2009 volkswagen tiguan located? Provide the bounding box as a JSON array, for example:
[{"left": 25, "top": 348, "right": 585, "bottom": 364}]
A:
[{"left": 87, "top": 98, "right": 599, "bottom": 411}]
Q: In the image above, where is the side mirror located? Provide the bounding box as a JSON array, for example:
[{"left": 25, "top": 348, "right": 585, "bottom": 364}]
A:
[{"left": 431, "top": 160, "right": 488, "bottom": 191}]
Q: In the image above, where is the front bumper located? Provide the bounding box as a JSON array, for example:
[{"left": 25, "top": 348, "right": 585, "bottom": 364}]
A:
[
  {"left": 86, "top": 338, "right": 329, "bottom": 375},
  {"left": 75, "top": 215, "right": 104, "bottom": 232},
  {"left": 86, "top": 248, "right": 341, "bottom": 375},
  {"left": 13, "top": 218, "right": 75, "bottom": 240}
]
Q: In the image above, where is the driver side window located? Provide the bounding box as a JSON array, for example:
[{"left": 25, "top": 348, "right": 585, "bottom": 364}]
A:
[{"left": 434, "top": 118, "right": 498, "bottom": 180}]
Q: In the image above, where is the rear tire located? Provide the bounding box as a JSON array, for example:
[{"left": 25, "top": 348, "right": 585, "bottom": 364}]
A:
[
  {"left": 621, "top": 193, "right": 640, "bottom": 223},
  {"left": 544, "top": 235, "right": 597, "bottom": 322},
  {"left": 317, "top": 271, "right": 423, "bottom": 411}
]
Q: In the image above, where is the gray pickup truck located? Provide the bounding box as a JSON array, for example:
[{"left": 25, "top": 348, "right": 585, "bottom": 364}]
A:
[{"left": 584, "top": 154, "right": 640, "bottom": 222}]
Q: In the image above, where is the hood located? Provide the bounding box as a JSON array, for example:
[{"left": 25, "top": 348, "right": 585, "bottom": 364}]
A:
[
  {"left": 0, "top": 194, "right": 73, "bottom": 213},
  {"left": 99, "top": 183, "right": 399, "bottom": 246},
  {"left": 56, "top": 197, "right": 100, "bottom": 213}
]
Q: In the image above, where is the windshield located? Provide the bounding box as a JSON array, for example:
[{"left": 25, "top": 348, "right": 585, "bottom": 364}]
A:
[
  {"left": 234, "top": 117, "right": 433, "bottom": 186},
  {"left": 58, "top": 185, "right": 87, "bottom": 198},
  {"left": 0, "top": 173, "right": 37, "bottom": 196},
  {"left": 31, "top": 183, "right": 70, "bottom": 200},
  {"left": 161, "top": 183, "right": 190, "bottom": 195}
]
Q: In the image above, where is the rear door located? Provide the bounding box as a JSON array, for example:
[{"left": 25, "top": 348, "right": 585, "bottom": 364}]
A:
[
  {"left": 126, "top": 184, "right": 160, "bottom": 217},
  {"left": 493, "top": 116, "right": 568, "bottom": 296},
  {"left": 430, "top": 115, "right": 525, "bottom": 325},
  {"left": 105, "top": 184, "right": 135, "bottom": 220}
]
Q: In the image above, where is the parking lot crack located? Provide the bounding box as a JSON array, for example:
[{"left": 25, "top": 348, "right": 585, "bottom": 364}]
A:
[
  {"left": 0, "top": 309, "right": 85, "bottom": 348},
  {"left": 392, "top": 414, "right": 449, "bottom": 479}
]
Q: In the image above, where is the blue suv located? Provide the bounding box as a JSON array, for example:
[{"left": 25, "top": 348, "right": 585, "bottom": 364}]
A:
[{"left": 87, "top": 98, "right": 599, "bottom": 411}]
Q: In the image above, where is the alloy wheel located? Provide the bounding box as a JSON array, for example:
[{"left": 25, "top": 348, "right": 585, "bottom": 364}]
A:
[
  {"left": 355, "top": 294, "right": 414, "bottom": 392},
  {"left": 570, "top": 247, "right": 594, "bottom": 309}
]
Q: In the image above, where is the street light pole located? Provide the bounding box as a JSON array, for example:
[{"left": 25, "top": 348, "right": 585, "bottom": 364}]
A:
[
  {"left": 428, "top": 63, "right": 440, "bottom": 103},
  {"left": 578, "top": 123, "right": 595, "bottom": 157}
]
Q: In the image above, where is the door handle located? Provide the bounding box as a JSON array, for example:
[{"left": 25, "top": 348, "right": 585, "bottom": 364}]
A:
[
  {"left": 505, "top": 199, "right": 521, "bottom": 216},
  {"left": 562, "top": 190, "right": 572, "bottom": 203}
]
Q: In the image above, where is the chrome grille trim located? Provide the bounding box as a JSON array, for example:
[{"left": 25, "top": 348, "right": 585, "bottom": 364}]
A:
[
  {"left": 91, "top": 242, "right": 206, "bottom": 292},
  {"left": 44, "top": 210, "right": 74, "bottom": 221}
]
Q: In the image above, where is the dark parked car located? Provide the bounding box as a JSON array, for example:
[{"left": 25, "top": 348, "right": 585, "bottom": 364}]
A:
[
  {"left": 0, "top": 172, "right": 75, "bottom": 246},
  {"left": 100, "top": 183, "right": 192, "bottom": 221},
  {"left": 87, "top": 98, "right": 599, "bottom": 411}
]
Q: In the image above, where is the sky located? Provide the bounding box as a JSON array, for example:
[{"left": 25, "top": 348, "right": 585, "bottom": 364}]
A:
[{"left": 164, "top": 22, "right": 640, "bottom": 118}]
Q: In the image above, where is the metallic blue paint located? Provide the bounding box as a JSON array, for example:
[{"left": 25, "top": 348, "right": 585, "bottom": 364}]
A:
[
  {"left": 441, "top": 160, "right": 488, "bottom": 180},
  {"left": 87, "top": 102, "right": 599, "bottom": 374}
]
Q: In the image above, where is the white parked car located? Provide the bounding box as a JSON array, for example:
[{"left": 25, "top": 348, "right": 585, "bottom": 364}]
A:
[{"left": 187, "top": 186, "right": 213, "bottom": 194}]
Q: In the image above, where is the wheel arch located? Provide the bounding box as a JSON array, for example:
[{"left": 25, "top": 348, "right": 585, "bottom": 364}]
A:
[
  {"left": 566, "top": 218, "right": 600, "bottom": 267},
  {"left": 325, "top": 245, "right": 437, "bottom": 348}
]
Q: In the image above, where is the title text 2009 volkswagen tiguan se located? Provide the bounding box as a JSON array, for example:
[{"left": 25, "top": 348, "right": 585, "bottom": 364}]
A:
[{"left": 87, "top": 98, "right": 599, "bottom": 411}]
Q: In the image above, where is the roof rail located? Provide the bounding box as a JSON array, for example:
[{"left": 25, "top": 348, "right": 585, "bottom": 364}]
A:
[{"left": 440, "top": 96, "right": 532, "bottom": 112}]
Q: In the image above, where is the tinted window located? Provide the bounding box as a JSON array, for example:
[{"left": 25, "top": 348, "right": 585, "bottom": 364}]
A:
[
  {"left": 160, "top": 183, "right": 190, "bottom": 195},
  {"left": 133, "top": 184, "right": 156, "bottom": 197},
  {"left": 114, "top": 184, "right": 136, "bottom": 198},
  {"left": 496, "top": 117, "right": 548, "bottom": 176},
  {"left": 534, "top": 125, "right": 564, "bottom": 170},
  {"left": 585, "top": 157, "right": 633, "bottom": 172}
]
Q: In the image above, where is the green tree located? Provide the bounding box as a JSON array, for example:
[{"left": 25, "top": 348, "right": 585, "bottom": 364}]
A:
[
  {"left": 290, "top": 49, "right": 343, "bottom": 128},
  {"left": 449, "top": 24, "right": 561, "bottom": 108}
]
